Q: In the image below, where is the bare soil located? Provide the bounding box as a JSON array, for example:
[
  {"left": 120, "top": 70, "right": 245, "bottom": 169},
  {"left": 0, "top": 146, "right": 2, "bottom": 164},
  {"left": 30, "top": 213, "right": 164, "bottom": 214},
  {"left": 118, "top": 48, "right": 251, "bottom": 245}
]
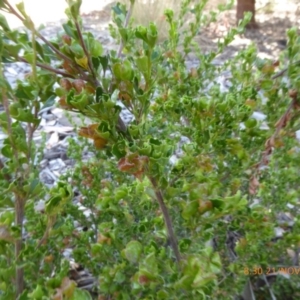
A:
[
  {"left": 197, "top": 0, "right": 300, "bottom": 60},
  {"left": 4, "top": 1, "right": 300, "bottom": 61}
]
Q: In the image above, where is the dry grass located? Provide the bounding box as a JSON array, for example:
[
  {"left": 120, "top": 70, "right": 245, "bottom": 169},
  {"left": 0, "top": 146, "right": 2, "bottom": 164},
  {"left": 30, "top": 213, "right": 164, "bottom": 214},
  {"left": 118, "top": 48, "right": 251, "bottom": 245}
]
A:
[
  {"left": 117, "top": 0, "right": 232, "bottom": 42},
  {"left": 118, "top": 0, "right": 183, "bottom": 41}
]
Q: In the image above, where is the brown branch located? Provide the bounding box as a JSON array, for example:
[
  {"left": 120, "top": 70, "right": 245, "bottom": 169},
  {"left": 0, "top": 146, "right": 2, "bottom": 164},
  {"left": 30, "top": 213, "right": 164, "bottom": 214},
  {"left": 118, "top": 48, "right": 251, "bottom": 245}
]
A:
[
  {"left": 3, "top": 0, "right": 24, "bottom": 22},
  {"left": 4, "top": 1, "right": 88, "bottom": 79},
  {"left": 1, "top": 88, "right": 25, "bottom": 298},
  {"left": 250, "top": 91, "right": 299, "bottom": 195},
  {"left": 35, "top": 34, "right": 90, "bottom": 80},
  {"left": 148, "top": 176, "right": 181, "bottom": 264},
  {"left": 110, "top": 2, "right": 134, "bottom": 133},
  {"left": 36, "top": 216, "right": 56, "bottom": 250},
  {"left": 2, "top": 92, "right": 19, "bottom": 164},
  {"left": 117, "top": 2, "right": 134, "bottom": 58},
  {"left": 17, "top": 56, "right": 78, "bottom": 79},
  {"left": 15, "top": 195, "right": 25, "bottom": 297},
  {"left": 271, "top": 59, "right": 300, "bottom": 80},
  {"left": 74, "top": 20, "right": 99, "bottom": 87}
]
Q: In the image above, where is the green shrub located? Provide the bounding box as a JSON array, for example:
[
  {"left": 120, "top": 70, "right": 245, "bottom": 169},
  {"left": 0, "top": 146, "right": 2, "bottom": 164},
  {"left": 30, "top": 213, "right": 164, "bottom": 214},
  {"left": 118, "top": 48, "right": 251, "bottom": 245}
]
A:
[{"left": 0, "top": 0, "right": 300, "bottom": 299}]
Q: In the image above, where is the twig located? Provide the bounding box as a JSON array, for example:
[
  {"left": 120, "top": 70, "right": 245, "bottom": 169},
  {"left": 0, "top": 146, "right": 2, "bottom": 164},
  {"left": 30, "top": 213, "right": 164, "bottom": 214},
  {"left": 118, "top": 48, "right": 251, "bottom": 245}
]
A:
[
  {"left": 271, "top": 59, "right": 300, "bottom": 80},
  {"left": 26, "top": 24, "right": 38, "bottom": 162},
  {"left": 117, "top": 2, "right": 134, "bottom": 58},
  {"left": 36, "top": 216, "right": 56, "bottom": 250},
  {"left": 74, "top": 20, "right": 99, "bottom": 87},
  {"left": 17, "top": 56, "right": 77, "bottom": 79},
  {"left": 148, "top": 176, "right": 181, "bottom": 264},
  {"left": 108, "top": 2, "right": 134, "bottom": 133},
  {"left": 4, "top": 1, "right": 87, "bottom": 79},
  {"left": 1, "top": 88, "right": 25, "bottom": 298},
  {"left": 250, "top": 91, "right": 299, "bottom": 195}
]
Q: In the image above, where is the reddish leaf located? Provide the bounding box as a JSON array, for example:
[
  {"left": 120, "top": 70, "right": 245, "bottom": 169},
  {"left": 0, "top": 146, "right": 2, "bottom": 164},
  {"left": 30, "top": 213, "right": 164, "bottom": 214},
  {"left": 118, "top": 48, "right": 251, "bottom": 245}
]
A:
[
  {"left": 60, "top": 277, "right": 76, "bottom": 298},
  {"left": 51, "top": 289, "right": 63, "bottom": 300},
  {"left": 117, "top": 153, "right": 148, "bottom": 180},
  {"left": 249, "top": 176, "right": 260, "bottom": 195},
  {"left": 62, "top": 34, "right": 71, "bottom": 45},
  {"left": 93, "top": 137, "right": 108, "bottom": 149},
  {"left": 60, "top": 78, "right": 72, "bottom": 91},
  {"left": 58, "top": 96, "right": 73, "bottom": 109},
  {"left": 72, "top": 79, "right": 85, "bottom": 93},
  {"left": 78, "top": 124, "right": 98, "bottom": 139}
]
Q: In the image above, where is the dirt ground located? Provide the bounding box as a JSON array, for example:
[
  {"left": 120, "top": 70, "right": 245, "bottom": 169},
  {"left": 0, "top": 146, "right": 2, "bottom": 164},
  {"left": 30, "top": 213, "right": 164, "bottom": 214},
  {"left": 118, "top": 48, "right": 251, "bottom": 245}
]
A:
[
  {"left": 3, "top": 0, "right": 300, "bottom": 60},
  {"left": 198, "top": 0, "right": 300, "bottom": 60},
  {"left": 81, "top": 0, "right": 300, "bottom": 61}
]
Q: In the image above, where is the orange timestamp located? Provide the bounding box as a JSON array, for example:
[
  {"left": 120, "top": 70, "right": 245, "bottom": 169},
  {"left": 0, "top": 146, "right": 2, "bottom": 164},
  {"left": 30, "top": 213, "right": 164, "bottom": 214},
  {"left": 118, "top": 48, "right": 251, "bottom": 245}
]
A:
[{"left": 244, "top": 266, "right": 300, "bottom": 275}]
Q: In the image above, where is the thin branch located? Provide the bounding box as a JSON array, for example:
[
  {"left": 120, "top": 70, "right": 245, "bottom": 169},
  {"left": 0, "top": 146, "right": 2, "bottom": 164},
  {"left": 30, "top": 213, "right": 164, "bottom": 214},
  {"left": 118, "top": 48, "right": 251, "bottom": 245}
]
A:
[
  {"left": 250, "top": 92, "right": 299, "bottom": 195},
  {"left": 0, "top": 159, "right": 11, "bottom": 181},
  {"left": 148, "top": 176, "right": 181, "bottom": 264},
  {"left": 4, "top": 1, "right": 87, "bottom": 78},
  {"left": 117, "top": 3, "right": 134, "bottom": 58},
  {"left": 3, "top": 0, "right": 24, "bottom": 22},
  {"left": 17, "top": 56, "right": 77, "bottom": 79},
  {"left": 1, "top": 74, "right": 25, "bottom": 298},
  {"left": 271, "top": 59, "right": 300, "bottom": 80},
  {"left": 2, "top": 93, "right": 19, "bottom": 163},
  {"left": 26, "top": 24, "right": 38, "bottom": 162},
  {"left": 74, "top": 20, "right": 99, "bottom": 87},
  {"left": 15, "top": 195, "right": 25, "bottom": 297},
  {"left": 110, "top": 2, "right": 135, "bottom": 133},
  {"left": 36, "top": 216, "right": 56, "bottom": 250}
]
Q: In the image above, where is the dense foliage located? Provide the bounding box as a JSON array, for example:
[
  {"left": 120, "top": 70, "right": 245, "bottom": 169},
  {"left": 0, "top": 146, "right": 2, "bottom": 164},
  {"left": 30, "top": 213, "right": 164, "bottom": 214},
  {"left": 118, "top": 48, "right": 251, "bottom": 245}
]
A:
[{"left": 0, "top": 0, "right": 300, "bottom": 299}]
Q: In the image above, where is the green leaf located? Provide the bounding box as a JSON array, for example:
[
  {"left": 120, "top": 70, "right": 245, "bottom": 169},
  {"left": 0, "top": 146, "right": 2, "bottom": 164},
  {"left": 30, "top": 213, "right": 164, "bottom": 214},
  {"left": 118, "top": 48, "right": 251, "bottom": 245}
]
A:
[
  {"left": 91, "top": 56, "right": 101, "bottom": 70},
  {"left": 15, "top": 2, "right": 27, "bottom": 19},
  {"left": 66, "top": 0, "right": 82, "bottom": 20},
  {"left": 35, "top": 40, "right": 45, "bottom": 59},
  {"left": 122, "top": 240, "right": 143, "bottom": 263},
  {"left": 45, "top": 183, "right": 73, "bottom": 216},
  {"left": 244, "top": 118, "right": 257, "bottom": 128},
  {"left": 99, "top": 55, "right": 109, "bottom": 71},
  {"left": 23, "top": 51, "right": 34, "bottom": 64},
  {"left": 42, "top": 95, "right": 56, "bottom": 109},
  {"left": 115, "top": 187, "right": 128, "bottom": 200},
  {"left": 119, "top": 28, "right": 128, "bottom": 43},
  {"left": 70, "top": 288, "right": 92, "bottom": 300},
  {"left": 67, "top": 91, "right": 89, "bottom": 110},
  {"left": 45, "top": 195, "right": 62, "bottom": 215},
  {"left": 70, "top": 42, "right": 84, "bottom": 58},
  {"left": 9, "top": 103, "right": 40, "bottom": 125},
  {"left": 23, "top": 178, "right": 43, "bottom": 197},
  {"left": 90, "top": 40, "right": 103, "bottom": 57},
  {"left": 147, "top": 22, "right": 158, "bottom": 48},
  {"left": 28, "top": 285, "right": 44, "bottom": 299},
  {"left": 4, "top": 43, "right": 22, "bottom": 57},
  {"left": 112, "top": 3, "right": 124, "bottom": 16},
  {"left": 182, "top": 200, "right": 199, "bottom": 220},
  {"left": 62, "top": 22, "right": 78, "bottom": 39},
  {"left": 112, "top": 141, "right": 126, "bottom": 159},
  {"left": 135, "top": 25, "right": 148, "bottom": 43},
  {"left": 142, "top": 253, "right": 158, "bottom": 275},
  {"left": 112, "top": 60, "right": 134, "bottom": 81},
  {"left": 209, "top": 198, "right": 225, "bottom": 210},
  {"left": 175, "top": 275, "right": 194, "bottom": 289},
  {"left": 1, "top": 144, "right": 12, "bottom": 158},
  {"left": 0, "top": 13, "right": 10, "bottom": 31},
  {"left": 136, "top": 56, "right": 148, "bottom": 77}
]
